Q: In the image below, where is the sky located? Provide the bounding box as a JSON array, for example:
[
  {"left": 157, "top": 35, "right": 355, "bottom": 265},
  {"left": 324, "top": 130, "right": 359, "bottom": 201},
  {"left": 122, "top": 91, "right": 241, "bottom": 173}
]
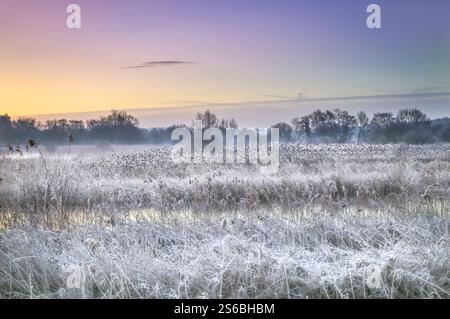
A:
[{"left": 1, "top": 0, "right": 449, "bottom": 126}]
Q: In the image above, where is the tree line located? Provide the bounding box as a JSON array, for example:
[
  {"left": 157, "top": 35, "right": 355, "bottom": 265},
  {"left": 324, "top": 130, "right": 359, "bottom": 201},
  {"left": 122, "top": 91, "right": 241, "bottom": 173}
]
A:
[
  {"left": 0, "top": 108, "right": 449, "bottom": 146},
  {"left": 275, "top": 108, "right": 450, "bottom": 144},
  {"left": 0, "top": 110, "right": 238, "bottom": 146}
]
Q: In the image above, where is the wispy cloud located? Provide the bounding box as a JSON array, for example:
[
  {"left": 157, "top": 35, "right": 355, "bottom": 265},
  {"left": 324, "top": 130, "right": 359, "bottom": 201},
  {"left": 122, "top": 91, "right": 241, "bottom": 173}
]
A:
[
  {"left": 263, "top": 89, "right": 309, "bottom": 100},
  {"left": 257, "top": 91, "right": 450, "bottom": 105},
  {"left": 409, "top": 84, "right": 450, "bottom": 94},
  {"left": 123, "top": 61, "right": 195, "bottom": 69},
  {"left": 262, "top": 94, "right": 297, "bottom": 100},
  {"left": 354, "top": 84, "right": 450, "bottom": 96},
  {"left": 294, "top": 91, "right": 450, "bottom": 103},
  {"left": 355, "top": 84, "right": 398, "bottom": 94}
]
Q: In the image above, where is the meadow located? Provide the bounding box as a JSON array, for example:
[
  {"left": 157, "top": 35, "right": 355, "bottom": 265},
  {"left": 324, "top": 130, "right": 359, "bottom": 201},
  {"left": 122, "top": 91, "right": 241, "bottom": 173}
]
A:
[{"left": 0, "top": 143, "right": 449, "bottom": 299}]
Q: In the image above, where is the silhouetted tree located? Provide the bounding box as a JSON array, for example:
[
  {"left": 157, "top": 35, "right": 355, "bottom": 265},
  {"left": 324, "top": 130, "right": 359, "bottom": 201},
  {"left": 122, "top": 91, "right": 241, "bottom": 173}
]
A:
[
  {"left": 194, "top": 110, "right": 238, "bottom": 130},
  {"left": 219, "top": 118, "right": 238, "bottom": 129},
  {"left": 357, "top": 111, "right": 369, "bottom": 127},
  {"left": 292, "top": 116, "right": 311, "bottom": 140},
  {"left": 291, "top": 109, "right": 358, "bottom": 143},
  {"left": 195, "top": 110, "right": 218, "bottom": 128},
  {"left": 13, "top": 118, "right": 39, "bottom": 142},
  {"left": 397, "top": 108, "right": 430, "bottom": 126},
  {"left": 272, "top": 122, "right": 293, "bottom": 142},
  {"left": 357, "top": 111, "right": 370, "bottom": 142},
  {"left": 0, "top": 114, "right": 14, "bottom": 143},
  {"left": 371, "top": 113, "right": 395, "bottom": 127},
  {"left": 334, "top": 109, "right": 357, "bottom": 143},
  {"left": 87, "top": 110, "right": 142, "bottom": 143}
]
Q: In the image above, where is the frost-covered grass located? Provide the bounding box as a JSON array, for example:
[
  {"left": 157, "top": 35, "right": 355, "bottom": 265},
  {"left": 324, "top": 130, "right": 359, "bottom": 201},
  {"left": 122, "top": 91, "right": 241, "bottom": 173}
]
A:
[
  {"left": 1, "top": 211, "right": 449, "bottom": 299},
  {"left": 0, "top": 144, "right": 449, "bottom": 299}
]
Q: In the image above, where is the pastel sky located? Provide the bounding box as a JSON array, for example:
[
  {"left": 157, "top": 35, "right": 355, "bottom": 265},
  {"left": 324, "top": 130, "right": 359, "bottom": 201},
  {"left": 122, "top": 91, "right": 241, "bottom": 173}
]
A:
[{"left": 1, "top": 0, "right": 449, "bottom": 126}]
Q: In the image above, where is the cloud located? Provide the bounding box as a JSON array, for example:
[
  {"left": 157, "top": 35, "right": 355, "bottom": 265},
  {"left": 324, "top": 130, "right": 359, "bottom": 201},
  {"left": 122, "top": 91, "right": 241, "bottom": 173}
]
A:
[
  {"left": 354, "top": 84, "right": 450, "bottom": 96},
  {"left": 263, "top": 89, "right": 309, "bottom": 100},
  {"left": 355, "top": 84, "right": 397, "bottom": 94},
  {"left": 262, "top": 94, "right": 297, "bottom": 100},
  {"left": 294, "top": 91, "right": 450, "bottom": 103},
  {"left": 409, "top": 84, "right": 450, "bottom": 94},
  {"left": 123, "top": 61, "right": 194, "bottom": 69},
  {"left": 245, "top": 91, "right": 450, "bottom": 106}
]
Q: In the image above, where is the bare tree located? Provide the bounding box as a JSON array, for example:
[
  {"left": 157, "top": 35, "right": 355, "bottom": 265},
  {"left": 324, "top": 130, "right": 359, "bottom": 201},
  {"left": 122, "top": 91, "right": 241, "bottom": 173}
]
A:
[
  {"left": 397, "top": 108, "right": 430, "bottom": 125},
  {"left": 195, "top": 110, "right": 218, "bottom": 128},
  {"left": 371, "top": 113, "right": 395, "bottom": 127},
  {"left": 292, "top": 116, "right": 311, "bottom": 138},
  {"left": 357, "top": 111, "right": 369, "bottom": 128}
]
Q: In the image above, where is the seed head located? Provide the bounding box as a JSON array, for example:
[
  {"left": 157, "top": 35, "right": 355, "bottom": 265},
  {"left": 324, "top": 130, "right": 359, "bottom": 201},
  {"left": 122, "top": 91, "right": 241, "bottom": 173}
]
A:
[{"left": 27, "top": 139, "right": 37, "bottom": 148}]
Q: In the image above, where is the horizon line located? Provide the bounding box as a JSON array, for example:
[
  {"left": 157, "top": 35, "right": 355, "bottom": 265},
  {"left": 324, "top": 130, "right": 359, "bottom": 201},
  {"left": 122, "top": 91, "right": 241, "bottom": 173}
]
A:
[{"left": 10, "top": 91, "right": 450, "bottom": 120}]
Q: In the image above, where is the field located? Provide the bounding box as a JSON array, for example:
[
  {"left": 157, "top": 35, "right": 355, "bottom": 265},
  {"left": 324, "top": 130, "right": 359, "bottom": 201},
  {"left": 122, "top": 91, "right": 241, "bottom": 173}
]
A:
[{"left": 0, "top": 143, "right": 449, "bottom": 299}]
